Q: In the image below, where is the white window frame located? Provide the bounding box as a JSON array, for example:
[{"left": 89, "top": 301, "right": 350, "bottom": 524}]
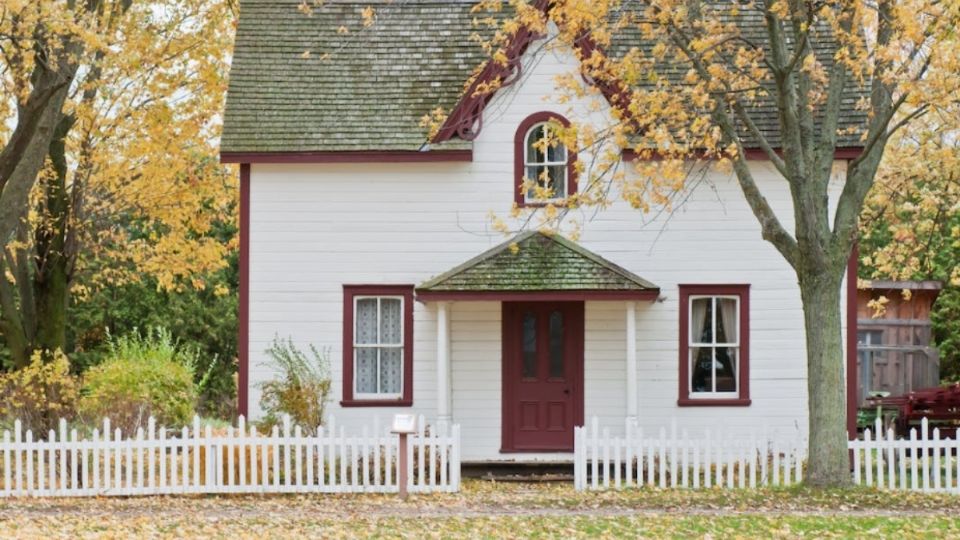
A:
[
  {"left": 523, "top": 121, "right": 569, "bottom": 204},
  {"left": 353, "top": 295, "right": 404, "bottom": 400},
  {"left": 688, "top": 294, "right": 740, "bottom": 399}
]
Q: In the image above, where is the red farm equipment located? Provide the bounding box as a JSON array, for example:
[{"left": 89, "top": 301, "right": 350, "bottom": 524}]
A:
[{"left": 864, "top": 383, "right": 960, "bottom": 439}]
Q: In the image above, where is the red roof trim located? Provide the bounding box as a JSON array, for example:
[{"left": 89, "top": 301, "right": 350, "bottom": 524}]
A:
[
  {"left": 416, "top": 289, "right": 659, "bottom": 302},
  {"left": 220, "top": 150, "right": 472, "bottom": 164}
]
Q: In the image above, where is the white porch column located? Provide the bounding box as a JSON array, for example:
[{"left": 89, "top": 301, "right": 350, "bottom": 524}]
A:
[
  {"left": 625, "top": 301, "right": 638, "bottom": 425},
  {"left": 436, "top": 302, "right": 452, "bottom": 433}
]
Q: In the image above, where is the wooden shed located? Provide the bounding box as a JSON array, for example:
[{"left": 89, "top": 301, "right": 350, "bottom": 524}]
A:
[{"left": 856, "top": 280, "right": 942, "bottom": 405}]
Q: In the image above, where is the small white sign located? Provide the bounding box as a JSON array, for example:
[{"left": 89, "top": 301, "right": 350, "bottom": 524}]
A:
[{"left": 391, "top": 414, "right": 417, "bottom": 434}]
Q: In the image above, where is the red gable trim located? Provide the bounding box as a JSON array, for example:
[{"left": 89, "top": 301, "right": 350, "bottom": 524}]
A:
[
  {"left": 431, "top": 23, "right": 546, "bottom": 142},
  {"left": 220, "top": 150, "right": 472, "bottom": 164}
]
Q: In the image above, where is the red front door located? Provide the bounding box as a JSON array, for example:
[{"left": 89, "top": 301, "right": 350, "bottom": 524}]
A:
[{"left": 502, "top": 302, "right": 584, "bottom": 452}]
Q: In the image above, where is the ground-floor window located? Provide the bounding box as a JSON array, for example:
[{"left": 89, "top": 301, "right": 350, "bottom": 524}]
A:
[
  {"left": 341, "top": 285, "right": 414, "bottom": 406},
  {"left": 678, "top": 284, "right": 751, "bottom": 406}
]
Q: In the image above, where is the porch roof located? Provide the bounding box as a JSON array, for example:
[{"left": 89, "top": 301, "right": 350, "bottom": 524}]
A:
[{"left": 416, "top": 231, "right": 659, "bottom": 301}]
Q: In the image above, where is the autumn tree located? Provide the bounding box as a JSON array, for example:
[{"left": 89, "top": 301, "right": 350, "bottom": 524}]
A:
[
  {"left": 0, "top": 0, "right": 235, "bottom": 367},
  {"left": 860, "top": 113, "right": 960, "bottom": 381},
  {"left": 459, "top": 0, "right": 960, "bottom": 486}
]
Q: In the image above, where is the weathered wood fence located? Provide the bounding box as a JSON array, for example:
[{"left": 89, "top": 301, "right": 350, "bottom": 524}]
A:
[
  {"left": 575, "top": 417, "right": 960, "bottom": 493},
  {"left": 0, "top": 415, "right": 460, "bottom": 497}
]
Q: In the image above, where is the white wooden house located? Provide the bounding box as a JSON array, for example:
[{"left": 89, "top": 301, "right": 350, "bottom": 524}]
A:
[{"left": 221, "top": 0, "right": 864, "bottom": 462}]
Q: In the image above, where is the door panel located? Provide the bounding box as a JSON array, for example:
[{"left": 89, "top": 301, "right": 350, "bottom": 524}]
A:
[{"left": 502, "top": 302, "right": 584, "bottom": 452}]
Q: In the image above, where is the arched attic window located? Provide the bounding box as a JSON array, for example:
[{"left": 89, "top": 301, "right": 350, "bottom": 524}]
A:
[{"left": 514, "top": 112, "right": 578, "bottom": 206}]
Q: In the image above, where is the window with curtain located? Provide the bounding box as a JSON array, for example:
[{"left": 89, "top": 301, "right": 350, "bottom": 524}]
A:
[
  {"left": 354, "top": 296, "right": 404, "bottom": 396},
  {"left": 689, "top": 296, "right": 739, "bottom": 395},
  {"left": 342, "top": 285, "right": 413, "bottom": 406},
  {"left": 679, "top": 285, "right": 750, "bottom": 405}
]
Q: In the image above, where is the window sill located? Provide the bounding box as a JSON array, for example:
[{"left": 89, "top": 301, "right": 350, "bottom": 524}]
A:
[
  {"left": 677, "top": 398, "right": 751, "bottom": 407},
  {"left": 340, "top": 398, "right": 413, "bottom": 408}
]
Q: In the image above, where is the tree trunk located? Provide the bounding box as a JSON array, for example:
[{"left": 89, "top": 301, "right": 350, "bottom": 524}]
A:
[
  {"left": 798, "top": 263, "right": 851, "bottom": 486},
  {"left": 33, "top": 114, "right": 73, "bottom": 354}
]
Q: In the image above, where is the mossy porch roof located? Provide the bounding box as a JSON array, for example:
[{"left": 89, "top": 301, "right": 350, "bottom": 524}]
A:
[{"left": 417, "top": 231, "right": 658, "bottom": 293}]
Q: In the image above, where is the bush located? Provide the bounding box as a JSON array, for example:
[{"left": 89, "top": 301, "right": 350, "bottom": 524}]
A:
[
  {"left": 0, "top": 350, "right": 79, "bottom": 432},
  {"left": 79, "top": 328, "right": 199, "bottom": 433},
  {"left": 259, "top": 336, "right": 331, "bottom": 433}
]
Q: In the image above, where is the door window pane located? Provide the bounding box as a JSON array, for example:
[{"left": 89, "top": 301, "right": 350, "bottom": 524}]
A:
[
  {"left": 549, "top": 310, "right": 564, "bottom": 378},
  {"left": 522, "top": 312, "right": 537, "bottom": 378}
]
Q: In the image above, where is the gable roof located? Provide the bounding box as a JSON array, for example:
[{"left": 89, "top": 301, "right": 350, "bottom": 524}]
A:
[
  {"left": 416, "top": 231, "right": 659, "bottom": 300},
  {"left": 222, "top": 0, "right": 868, "bottom": 157}
]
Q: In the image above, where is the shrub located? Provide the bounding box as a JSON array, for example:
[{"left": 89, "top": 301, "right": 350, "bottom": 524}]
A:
[
  {"left": 0, "top": 350, "right": 79, "bottom": 433},
  {"left": 79, "top": 328, "right": 199, "bottom": 433},
  {"left": 259, "top": 336, "right": 331, "bottom": 433}
]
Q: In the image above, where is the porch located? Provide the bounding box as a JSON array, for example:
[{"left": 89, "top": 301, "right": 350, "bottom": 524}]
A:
[{"left": 415, "top": 231, "right": 660, "bottom": 461}]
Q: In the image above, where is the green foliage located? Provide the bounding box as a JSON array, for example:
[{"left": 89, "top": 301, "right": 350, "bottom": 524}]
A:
[
  {"left": 68, "top": 252, "right": 238, "bottom": 418},
  {"left": 0, "top": 350, "right": 79, "bottom": 432},
  {"left": 259, "top": 336, "right": 331, "bottom": 433},
  {"left": 932, "top": 287, "right": 960, "bottom": 383},
  {"left": 79, "top": 328, "right": 199, "bottom": 434}
]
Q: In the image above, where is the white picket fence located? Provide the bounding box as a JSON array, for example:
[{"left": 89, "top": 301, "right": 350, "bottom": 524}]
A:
[
  {"left": 0, "top": 415, "right": 461, "bottom": 497},
  {"left": 574, "top": 418, "right": 806, "bottom": 491},
  {"left": 850, "top": 417, "right": 960, "bottom": 493},
  {"left": 576, "top": 417, "right": 960, "bottom": 493}
]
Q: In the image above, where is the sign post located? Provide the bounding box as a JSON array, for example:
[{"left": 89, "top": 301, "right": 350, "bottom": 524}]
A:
[{"left": 391, "top": 414, "right": 417, "bottom": 500}]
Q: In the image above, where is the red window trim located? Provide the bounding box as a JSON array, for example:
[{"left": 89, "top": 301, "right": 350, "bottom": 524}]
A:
[
  {"left": 514, "top": 112, "right": 579, "bottom": 208},
  {"left": 341, "top": 284, "right": 414, "bottom": 407},
  {"left": 677, "top": 284, "right": 751, "bottom": 407}
]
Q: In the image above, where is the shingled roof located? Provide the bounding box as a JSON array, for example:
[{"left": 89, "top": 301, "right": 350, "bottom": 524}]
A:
[
  {"left": 222, "top": 0, "right": 869, "bottom": 154},
  {"left": 416, "top": 231, "right": 659, "bottom": 298}
]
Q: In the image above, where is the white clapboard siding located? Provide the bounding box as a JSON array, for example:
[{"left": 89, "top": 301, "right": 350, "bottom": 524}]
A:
[
  {"left": 0, "top": 415, "right": 460, "bottom": 497},
  {"left": 849, "top": 417, "right": 960, "bottom": 494},
  {"left": 574, "top": 417, "right": 805, "bottom": 491},
  {"left": 577, "top": 416, "right": 960, "bottom": 493}
]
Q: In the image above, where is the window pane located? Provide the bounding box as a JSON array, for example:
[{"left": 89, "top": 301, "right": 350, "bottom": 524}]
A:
[
  {"left": 690, "top": 298, "right": 712, "bottom": 344},
  {"left": 355, "top": 347, "right": 377, "bottom": 394},
  {"left": 379, "top": 348, "right": 402, "bottom": 394},
  {"left": 549, "top": 310, "right": 564, "bottom": 378},
  {"left": 525, "top": 165, "right": 542, "bottom": 199},
  {"left": 716, "top": 298, "right": 737, "bottom": 343},
  {"left": 547, "top": 132, "right": 566, "bottom": 162},
  {"left": 547, "top": 165, "right": 567, "bottom": 197},
  {"left": 526, "top": 125, "right": 545, "bottom": 162},
  {"left": 690, "top": 346, "right": 712, "bottom": 393},
  {"left": 715, "top": 347, "right": 737, "bottom": 392},
  {"left": 522, "top": 312, "right": 537, "bottom": 378},
  {"left": 356, "top": 298, "right": 378, "bottom": 344},
  {"left": 380, "top": 298, "right": 402, "bottom": 344}
]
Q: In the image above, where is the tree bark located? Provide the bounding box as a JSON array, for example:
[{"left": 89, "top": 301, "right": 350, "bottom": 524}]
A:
[
  {"left": 798, "top": 259, "right": 850, "bottom": 486},
  {"left": 33, "top": 113, "right": 74, "bottom": 355}
]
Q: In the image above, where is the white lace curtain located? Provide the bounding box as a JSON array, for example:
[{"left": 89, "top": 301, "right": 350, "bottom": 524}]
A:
[{"left": 355, "top": 298, "right": 403, "bottom": 394}]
